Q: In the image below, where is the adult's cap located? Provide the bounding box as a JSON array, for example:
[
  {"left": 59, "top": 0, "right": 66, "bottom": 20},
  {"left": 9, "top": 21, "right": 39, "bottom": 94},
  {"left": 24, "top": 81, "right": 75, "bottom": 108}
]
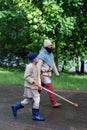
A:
[
  {"left": 43, "top": 39, "right": 52, "bottom": 47},
  {"left": 28, "top": 52, "right": 37, "bottom": 61}
]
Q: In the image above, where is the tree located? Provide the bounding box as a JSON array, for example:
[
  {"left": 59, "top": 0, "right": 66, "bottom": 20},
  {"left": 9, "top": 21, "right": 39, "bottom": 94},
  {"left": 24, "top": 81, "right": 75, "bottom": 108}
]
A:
[
  {"left": 0, "top": 0, "right": 87, "bottom": 73},
  {"left": 0, "top": 0, "right": 30, "bottom": 65}
]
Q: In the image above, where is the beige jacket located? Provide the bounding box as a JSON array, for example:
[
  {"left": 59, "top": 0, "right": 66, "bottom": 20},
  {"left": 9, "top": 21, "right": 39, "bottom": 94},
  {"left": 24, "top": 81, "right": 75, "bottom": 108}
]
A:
[
  {"left": 37, "top": 59, "right": 59, "bottom": 84},
  {"left": 24, "top": 63, "right": 38, "bottom": 89}
]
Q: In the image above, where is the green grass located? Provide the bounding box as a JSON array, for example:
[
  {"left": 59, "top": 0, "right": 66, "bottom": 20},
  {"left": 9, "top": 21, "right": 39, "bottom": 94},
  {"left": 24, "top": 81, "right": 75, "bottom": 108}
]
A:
[
  {"left": 0, "top": 67, "right": 87, "bottom": 91},
  {"left": 0, "top": 67, "right": 24, "bottom": 85},
  {"left": 52, "top": 73, "right": 87, "bottom": 90}
]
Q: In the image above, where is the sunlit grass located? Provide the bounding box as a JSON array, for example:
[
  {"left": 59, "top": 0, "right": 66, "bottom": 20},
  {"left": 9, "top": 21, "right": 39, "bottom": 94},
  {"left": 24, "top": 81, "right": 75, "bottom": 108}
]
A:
[
  {"left": 52, "top": 73, "right": 87, "bottom": 90},
  {"left": 0, "top": 68, "right": 24, "bottom": 85}
]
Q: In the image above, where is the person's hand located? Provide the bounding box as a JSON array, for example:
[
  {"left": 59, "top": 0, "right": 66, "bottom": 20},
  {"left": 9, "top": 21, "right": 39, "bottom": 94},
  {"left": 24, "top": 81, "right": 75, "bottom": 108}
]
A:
[
  {"left": 56, "top": 73, "right": 60, "bottom": 77},
  {"left": 33, "top": 80, "right": 39, "bottom": 86},
  {"left": 38, "top": 86, "right": 42, "bottom": 93},
  {"left": 33, "top": 80, "right": 42, "bottom": 93}
]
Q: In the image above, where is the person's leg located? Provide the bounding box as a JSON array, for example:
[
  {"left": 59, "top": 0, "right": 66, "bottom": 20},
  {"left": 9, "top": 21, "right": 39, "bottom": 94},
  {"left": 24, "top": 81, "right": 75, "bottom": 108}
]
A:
[
  {"left": 32, "top": 90, "right": 45, "bottom": 121},
  {"left": 21, "top": 98, "right": 30, "bottom": 106},
  {"left": 12, "top": 98, "right": 29, "bottom": 117},
  {"left": 44, "top": 83, "right": 62, "bottom": 107},
  {"left": 42, "top": 76, "right": 62, "bottom": 108}
]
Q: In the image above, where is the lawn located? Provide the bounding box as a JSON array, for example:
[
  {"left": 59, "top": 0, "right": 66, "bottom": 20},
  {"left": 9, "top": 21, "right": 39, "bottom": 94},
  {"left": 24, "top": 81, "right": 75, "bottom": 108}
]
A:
[
  {"left": 0, "top": 67, "right": 87, "bottom": 91},
  {"left": 0, "top": 67, "right": 24, "bottom": 85},
  {"left": 52, "top": 73, "right": 87, "bottom": 90}
]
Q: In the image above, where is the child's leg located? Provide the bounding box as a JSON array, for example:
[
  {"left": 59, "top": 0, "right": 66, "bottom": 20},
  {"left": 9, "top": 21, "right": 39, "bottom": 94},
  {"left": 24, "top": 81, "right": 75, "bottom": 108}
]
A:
[
  {"left": 33, "top": 96, "right": 40, "bottom": 109},
  {"left": 21, "top": 98, "right": 30, "bottom": 106},
  {"left": 12, "top": 98, "right": 30, "bottom": 117},
  {"left": 31, "top": 90, "right": 45, "bottom": 121},
  {"left": 12, "top": 102, "right": 24, "bottom": 117}
]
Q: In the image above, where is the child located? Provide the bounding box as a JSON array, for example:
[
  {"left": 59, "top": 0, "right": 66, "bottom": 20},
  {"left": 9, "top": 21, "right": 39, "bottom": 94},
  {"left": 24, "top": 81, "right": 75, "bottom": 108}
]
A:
[{"left": 11, "top": 52, "right": 45, "bottom": 121}]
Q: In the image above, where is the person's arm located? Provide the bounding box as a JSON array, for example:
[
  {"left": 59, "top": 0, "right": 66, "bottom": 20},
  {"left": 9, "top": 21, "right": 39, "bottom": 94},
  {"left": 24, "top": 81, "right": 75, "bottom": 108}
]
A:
[
  {"left": 37, "top": 59, "right": 44, "bottom": 85},
  {"left": 53, "top": 62, "right": 59, "bottom": 76},
  {"left": 24, "top": 65, "right": 34, "bottom": 84}
]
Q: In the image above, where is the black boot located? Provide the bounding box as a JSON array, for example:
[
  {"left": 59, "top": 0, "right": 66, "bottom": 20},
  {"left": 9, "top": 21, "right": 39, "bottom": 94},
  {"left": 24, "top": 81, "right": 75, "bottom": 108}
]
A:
[
  {"left": 12, "top": 102, "right": 24, "bottom": 117},
  {"left": 32, "top": 108, "right": 45, "bottom": 121}
]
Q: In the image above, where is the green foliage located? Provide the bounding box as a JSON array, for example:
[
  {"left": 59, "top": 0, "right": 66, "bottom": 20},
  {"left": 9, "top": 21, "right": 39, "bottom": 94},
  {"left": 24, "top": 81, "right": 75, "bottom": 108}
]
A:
[
  {"left": 0, "top": 0, "right": 87, "bottom": 72},
  {"left": 59, "top": 16, "right": 76, "bottom": 36}
]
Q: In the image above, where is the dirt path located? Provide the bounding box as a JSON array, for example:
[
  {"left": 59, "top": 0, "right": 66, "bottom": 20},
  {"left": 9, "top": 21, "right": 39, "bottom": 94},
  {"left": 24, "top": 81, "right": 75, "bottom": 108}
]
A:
[{"left": 0, "top": 85, "right": 87, "bottom": 130}]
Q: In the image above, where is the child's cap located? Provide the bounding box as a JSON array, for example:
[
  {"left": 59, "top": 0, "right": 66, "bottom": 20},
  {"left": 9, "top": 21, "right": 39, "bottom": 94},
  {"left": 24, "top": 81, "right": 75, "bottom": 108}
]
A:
[{"left": 28, "top": 52, "right": 38, "bottom": 61}]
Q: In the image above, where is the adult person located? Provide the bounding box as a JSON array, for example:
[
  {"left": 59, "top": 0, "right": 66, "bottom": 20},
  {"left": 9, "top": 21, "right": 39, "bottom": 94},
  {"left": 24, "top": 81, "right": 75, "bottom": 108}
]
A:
[
  {"left": 12, "top": 52, "right": 45, "bottom": 121},
  {"left": 37, "top": 39, "right": 62, "bottom": 108}
]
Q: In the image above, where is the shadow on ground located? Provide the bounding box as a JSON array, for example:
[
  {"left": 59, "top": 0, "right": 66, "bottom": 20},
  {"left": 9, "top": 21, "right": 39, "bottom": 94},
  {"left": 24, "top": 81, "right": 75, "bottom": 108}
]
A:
[{"left": 0, "top": 85, "right": 87, "bottom": 130}]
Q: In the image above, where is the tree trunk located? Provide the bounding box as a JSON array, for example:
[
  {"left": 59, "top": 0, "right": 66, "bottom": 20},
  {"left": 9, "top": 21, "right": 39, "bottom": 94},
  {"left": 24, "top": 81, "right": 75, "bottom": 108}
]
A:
[
  {"left": 55, "top": 42, "right": 58, "bottom": 68},
  {"left": 75, "top": 66, "right": 79, "bottom": 73},
  {"left": 75, "top": 57, "right": 79, "bottom": 73},
  {"left": 80, "top": 60, "right": 84, "bottom": 73},
  {"left": 61, "top": 60, "right": 66, "bottom": 72}
]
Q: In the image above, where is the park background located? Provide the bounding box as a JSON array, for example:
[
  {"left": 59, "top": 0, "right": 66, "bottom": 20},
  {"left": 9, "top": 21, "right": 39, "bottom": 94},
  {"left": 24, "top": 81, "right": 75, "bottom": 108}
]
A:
[{"left": 0, "top": 0, "right": 87, "bottom": 90}]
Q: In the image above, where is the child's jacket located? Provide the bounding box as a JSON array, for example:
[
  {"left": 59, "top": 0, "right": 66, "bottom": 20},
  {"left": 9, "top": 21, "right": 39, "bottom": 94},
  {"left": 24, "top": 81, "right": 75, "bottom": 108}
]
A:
[{"left": 24, "top": 63, "right": 38, "bottom": 89}]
